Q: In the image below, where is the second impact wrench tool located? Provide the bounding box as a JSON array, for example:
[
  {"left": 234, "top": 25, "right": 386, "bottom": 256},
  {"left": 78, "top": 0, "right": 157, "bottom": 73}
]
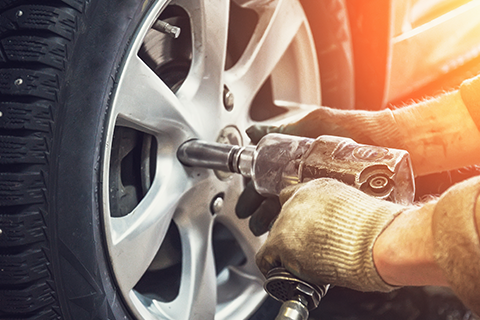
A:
[{"left": 177, "top": 133, "right": 415, "bottom": 320}]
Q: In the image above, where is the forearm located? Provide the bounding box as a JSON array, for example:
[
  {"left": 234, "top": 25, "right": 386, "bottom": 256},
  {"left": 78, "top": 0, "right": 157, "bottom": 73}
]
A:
[
  {"left": 373, "top": 176, "right": 480, "bottom": 314},
  {"left": 340, "top": 75, "right": 480, "bottom": 176},
  {"left": 391, "top": 90, "right": 480, "bottom": 176},
  {"left": 251, "top": 75, "right": 480, "bottom": 176},
  {"left": 373, "top": 202, "right": 448, "bottom": 287}
]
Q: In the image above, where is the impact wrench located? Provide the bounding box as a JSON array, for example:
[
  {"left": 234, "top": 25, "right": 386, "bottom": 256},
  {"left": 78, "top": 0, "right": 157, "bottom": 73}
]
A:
[{"left": 177, "top": 133, "right": 415, "bottom": 320}]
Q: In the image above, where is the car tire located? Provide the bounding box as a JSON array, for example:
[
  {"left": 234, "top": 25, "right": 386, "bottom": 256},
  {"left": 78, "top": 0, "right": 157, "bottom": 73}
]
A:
[
  {"left": 0, "top": 0, "right": 353, "bottom": 319},
  {"left": 0, "top": 0, "right": 155, "bottom": 319}
]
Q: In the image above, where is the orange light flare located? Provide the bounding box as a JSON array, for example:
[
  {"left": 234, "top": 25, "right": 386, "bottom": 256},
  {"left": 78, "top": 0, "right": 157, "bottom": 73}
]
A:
[{"left": 387, "top": 0, "right": 480, "bottom": 107}]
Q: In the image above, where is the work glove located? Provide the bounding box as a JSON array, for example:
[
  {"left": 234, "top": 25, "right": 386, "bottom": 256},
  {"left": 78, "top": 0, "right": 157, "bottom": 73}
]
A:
[
  {"left": 255, "top": 178, "right": 408, "bottom": 292},
  {"left": 246, "top": 105, "right": 403, "bottom": 147},
  {"left": 235, "top": 106, "right": 404, "bottom": 236},
  {"left": 235, "top": 181, "right": 281, "bottom": 236}
]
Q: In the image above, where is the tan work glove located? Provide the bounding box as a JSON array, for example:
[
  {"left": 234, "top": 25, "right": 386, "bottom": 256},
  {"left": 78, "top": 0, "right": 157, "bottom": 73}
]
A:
[
  {"left": 255, "top": 178, "right": 409, "bottom": 292},
  {"left": 236, "top": 106, "right": 405, "bottom": 236},
  {"left": 246, "top": 105, "right": 404, "bottom": 148}
]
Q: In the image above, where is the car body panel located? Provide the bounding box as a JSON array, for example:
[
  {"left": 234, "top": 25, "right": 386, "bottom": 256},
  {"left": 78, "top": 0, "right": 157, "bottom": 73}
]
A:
[{"left": 387, "top": 0, "right": 480, "bottom": 103}]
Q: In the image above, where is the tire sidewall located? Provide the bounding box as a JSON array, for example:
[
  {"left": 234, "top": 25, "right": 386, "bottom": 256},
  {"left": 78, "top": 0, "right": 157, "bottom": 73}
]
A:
[
  {"left": 48, "top": 0, "right": 347, "bottom": 318},
  {"left": 50, "top": 0, "right": 155, "bottom": 318}
]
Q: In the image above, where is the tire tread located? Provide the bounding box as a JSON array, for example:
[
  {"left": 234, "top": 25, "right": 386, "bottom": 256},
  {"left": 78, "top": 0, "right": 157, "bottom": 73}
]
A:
[
  {"left": 0, "top": 210, "right": 46, "bottom": 247},
  {"left": 0, "top": 248, "right": 49, "bottom": 285},
  {"left": 0, "top": 101, "right": 53, "bottom": 132},
  {"left": 0, "top": 282, "right": 56, "bottom": 314},
  {"left": 0, "top": 135, "right": 48, "bottom": 164},
  {"left": 0, "top": 1, "right": 84, "bottom": 318}
]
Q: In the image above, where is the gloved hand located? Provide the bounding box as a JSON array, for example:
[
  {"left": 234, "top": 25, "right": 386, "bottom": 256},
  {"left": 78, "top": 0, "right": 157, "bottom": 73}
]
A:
[
  {"left": 246, "top": 105, "right": 403, "bottom": 147},
  {"left": 235, "top": 181, "right": 281, "bottom": 236},
  {"left": 255, "top": 178, "right": 409, "bottom": 292},
  {"left": 236, "top": 105, "right": 404, "bottom": 236}
]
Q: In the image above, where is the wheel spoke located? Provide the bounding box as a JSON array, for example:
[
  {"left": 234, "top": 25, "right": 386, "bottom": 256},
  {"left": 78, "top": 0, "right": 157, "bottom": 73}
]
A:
[
  {"left": 216, "top": 265, "right": 266, "bottom": 319},
  {"left": 175, "top": 0, "right": 230, "bottom": 105},
  {"left": 152, "top": 179, "right": 218, "bottom": 319},
  {"left": 218, "top": 179, "right": 266, "bottom": 268},
  {"left": 225, "top": 0, "right": 307, "bottom": 107},
  {"left": 107, "top": 162, "right": 189, "bottom": 292},
  {"left": 210, "top": 180, "right": 268, "bottom": 318},
  {"left": 216, "top": 208, "right": 265, "bottom": 281},
  {"left": 111, "top": 55, "right": 199, "bottom": 135},
  {"left": 178, "top": 216, "right": 218, "bottom": 320},
  {"left": 232, "top": 0, "right": 280, "bottom": 9},
  {"left": 151, "top": 237, "right": 218, "bottom": 320}
]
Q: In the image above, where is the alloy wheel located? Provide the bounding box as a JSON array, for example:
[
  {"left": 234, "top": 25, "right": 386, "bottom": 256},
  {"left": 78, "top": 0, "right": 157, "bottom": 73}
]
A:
[{"left": 101, "top": 0, "right": 321, "bottom": 318}]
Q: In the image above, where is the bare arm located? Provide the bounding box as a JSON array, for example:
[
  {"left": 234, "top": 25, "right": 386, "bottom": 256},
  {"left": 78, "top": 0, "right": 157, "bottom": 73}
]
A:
[
  {"left": 246, "top": 74, "right": 480, "bottom": 177},
  {"left": 374, "top": 76, "right": 480, "bottom": 313},
  {"left": 391, "top": 89, "right": 480, "bottom": 176},
  {"left": 255, "top": 176, "right": 480, "bottom": 314},
  {"left": 373, "top": 202, "right": 448, "bottom": 287},
  {"left": 374, "top": 176, "right": 480, "bottom": 314}
]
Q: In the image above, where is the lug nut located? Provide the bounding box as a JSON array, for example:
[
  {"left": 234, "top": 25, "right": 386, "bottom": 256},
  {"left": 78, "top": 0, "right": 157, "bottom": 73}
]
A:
[
  {"left": 223, "top": 85, "right": 234, "bottom": 111},
  {"left": 153, "top": 20, "right": 181, "bottom": 38},
  {"left": 210, "top": 194, "right": 224, "bottom": 214}
]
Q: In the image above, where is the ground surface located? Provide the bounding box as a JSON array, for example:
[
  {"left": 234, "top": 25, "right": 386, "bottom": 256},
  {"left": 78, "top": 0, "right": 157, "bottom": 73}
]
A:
[{"left": 308, "top": 286, "right": 478, "bottom": 320}]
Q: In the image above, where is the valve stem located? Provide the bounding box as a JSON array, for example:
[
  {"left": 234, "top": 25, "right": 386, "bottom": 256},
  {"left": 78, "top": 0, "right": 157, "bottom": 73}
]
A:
[{"left": 153, "top": 20, "right": 181, "bottom": 38}]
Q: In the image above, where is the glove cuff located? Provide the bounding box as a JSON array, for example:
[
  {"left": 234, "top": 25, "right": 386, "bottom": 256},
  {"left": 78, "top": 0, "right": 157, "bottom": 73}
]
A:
[
  {"left": 301, "top": 180, "right": 406, "bottom": 292},
  {"left": 247, "top": 106, "right": 407, "bottom": 150},
  {"left": 334, "top": 108, "right": 407, "bottom": 150},
  {"left": 432, "top": 176, "right": 480, "bottom": 315},
  {"left": 460, "top": 74, "right": 480, "bottom": 131}
]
